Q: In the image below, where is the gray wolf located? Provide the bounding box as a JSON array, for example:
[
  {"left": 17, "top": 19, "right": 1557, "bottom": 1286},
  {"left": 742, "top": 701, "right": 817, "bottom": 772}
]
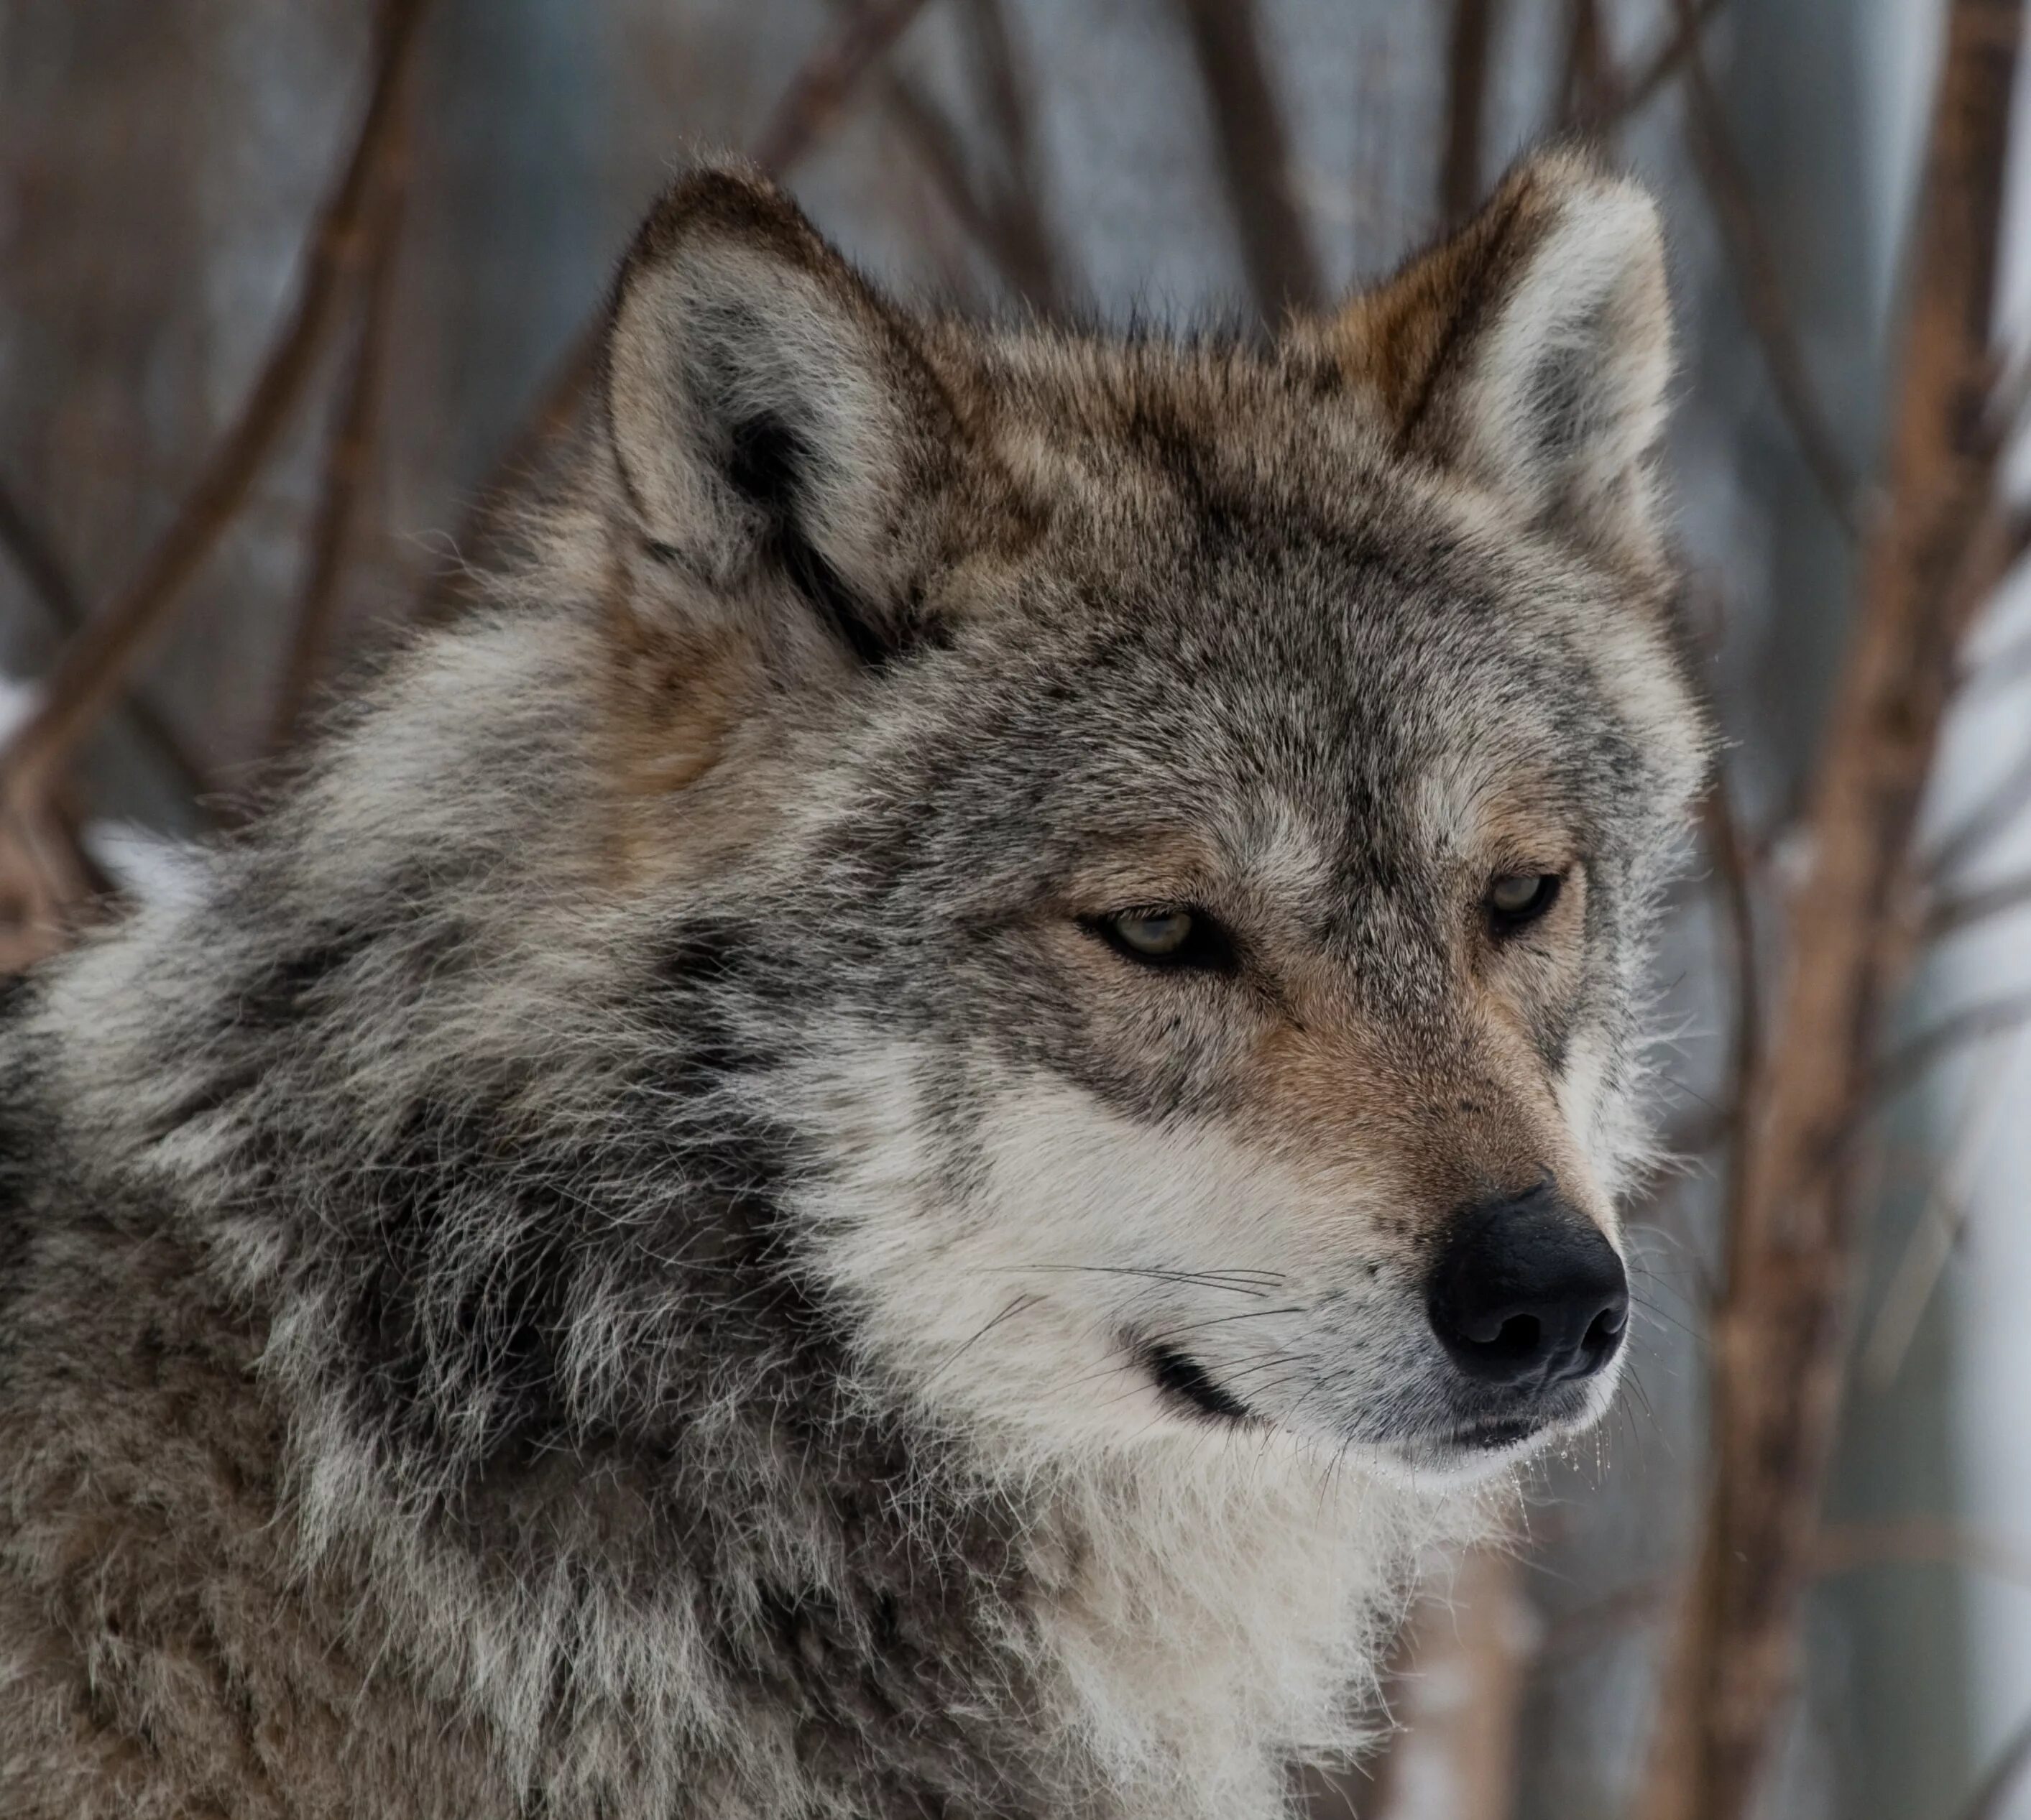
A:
[{"left": 0, "top": 147, "right": 1706, "bottom": 1818}]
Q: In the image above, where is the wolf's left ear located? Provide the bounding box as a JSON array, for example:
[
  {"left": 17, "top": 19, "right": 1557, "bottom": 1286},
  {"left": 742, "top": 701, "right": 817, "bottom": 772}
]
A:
[
  {"left": 1312, "top": 149, "right": 1672, "bottom": 563},
  {"left": 601, "top": 165, "right": 965, "bottom": 662}
]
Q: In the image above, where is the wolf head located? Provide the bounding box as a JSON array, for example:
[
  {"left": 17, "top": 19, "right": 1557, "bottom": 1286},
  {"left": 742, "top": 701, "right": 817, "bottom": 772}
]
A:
[{"left": 555, "top": 147, "right": 1707, "bottom": 1488}]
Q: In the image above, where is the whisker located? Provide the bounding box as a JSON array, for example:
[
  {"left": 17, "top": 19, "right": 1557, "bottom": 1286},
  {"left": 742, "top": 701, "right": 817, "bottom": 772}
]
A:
[
  {"left": 923, "top": 1293, "right": 1043, "bottom": 1387},
  {"left": 984, "top": 1263, "right": 1284, "bottom": 1297}
]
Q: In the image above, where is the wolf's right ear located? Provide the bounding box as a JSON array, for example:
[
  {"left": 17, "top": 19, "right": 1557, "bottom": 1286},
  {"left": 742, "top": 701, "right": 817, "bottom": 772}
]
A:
[
  {"left": 1310, "top": 149, "right": 1672, "bottom": 566},
  {"left": 600, "top": 167, "right": 964, "bottom": 664}
]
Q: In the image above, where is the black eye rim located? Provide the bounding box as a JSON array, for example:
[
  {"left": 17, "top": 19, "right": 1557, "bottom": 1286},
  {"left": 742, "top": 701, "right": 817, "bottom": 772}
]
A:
[
  {"left": 1484, "top": 870, "right": 1566, "bottom": 938},
  {"left": 1081, "top": 904, "right": 1240, "bottom": 974}
]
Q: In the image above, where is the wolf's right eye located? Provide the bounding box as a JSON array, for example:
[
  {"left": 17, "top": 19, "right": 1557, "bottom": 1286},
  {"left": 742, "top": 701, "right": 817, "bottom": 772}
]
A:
[
  {"left": 1086, "top": 907, "right": 1238, "bottom": 973},
  {"left": 1485, "top": 872, "right": 1563, "bottom": 935}
]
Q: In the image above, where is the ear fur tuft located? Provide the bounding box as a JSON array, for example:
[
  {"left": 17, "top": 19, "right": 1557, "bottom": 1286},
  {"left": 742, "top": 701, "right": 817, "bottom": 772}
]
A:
[
  {"left": 1314, "top": 147, "right": 1672, "bottom": 563},
  {"left": 601, "top": 165, "right": 962, "bottom": 665}
]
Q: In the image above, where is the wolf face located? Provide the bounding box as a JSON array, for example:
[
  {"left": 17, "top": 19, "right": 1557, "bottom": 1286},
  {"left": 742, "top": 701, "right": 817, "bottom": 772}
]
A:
[
  {"left": 1, "top": 148, "right": 1710, "bottom": 1820},
  {"left": 584, "top": 150, "right": 1707, "bottom": 1489}
]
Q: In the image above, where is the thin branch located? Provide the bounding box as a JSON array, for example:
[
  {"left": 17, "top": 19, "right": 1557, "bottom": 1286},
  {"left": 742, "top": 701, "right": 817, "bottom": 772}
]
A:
[
  {"left": 1953, "top": 1710, "right": 2031, "bottom": 1820},
  {"left": 1928, "top": 867, "right": 2031, "bottom": 936},
  {"left": 1813, "top": 1516, "right": 2031, "bottom": 1587},
  {"left": 840, "top": 3, "right": 1064, "bottom": 310},
  {"left": 959, "top": 0, "right": 1062, "bottom": 310},
  {"left": 1441, "top": 0, "right": 1502, "bottom": 225},
  {"left": 0, "top": 0, "right": 430, "bottom": 823},
  {"left": 1672, "top": 0, "right": 1863, "bottom": 536},
  {"left": 1640, "top": 5, "right": 2025, "bottom": 1817},
  {"left": 1556, "top": 0, "right": 1608, "bottom": 131},
  {"left": 1859, "top": 1025, "right": 2023, "bottom": 1387},
  {"left": 270, "top": 40, "right": 415, "bottom": 754},
  {"left": 1960, "top": 615, "right": 2031, "bottom": 698},
  {"left": 1544, "top": 1516, "right": 2031, "bottom": 1663},
  {"left": 1174, "top": 0, "right": 1325, "bottom": 321},
  {"left": 1703, "top": 777, "right": 1763, "bottom": 1160},
  {"left": 1924, "top": 729, "right": 2031, "bottom": 876},
  {"left": 748, "top": 0, "right": 938, "bottom": 175},
  {"left": 0, "top": 475, "right": 208, "bottom": 803},
  {"left": 1871, "top": 987, "right": 2031, "bottom": 1105},
  {"left": 422, "top": 0, "right": 938, "bottom": 622},
  {"left": 1577, "top": 0, "right": 1728, "bottom": 130}
]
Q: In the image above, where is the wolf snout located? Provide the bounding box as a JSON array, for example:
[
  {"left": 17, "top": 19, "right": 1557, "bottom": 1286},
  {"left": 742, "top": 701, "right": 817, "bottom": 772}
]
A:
[{"left": 1425, "top": 1184, "right": 1628, "bottom": 1387}]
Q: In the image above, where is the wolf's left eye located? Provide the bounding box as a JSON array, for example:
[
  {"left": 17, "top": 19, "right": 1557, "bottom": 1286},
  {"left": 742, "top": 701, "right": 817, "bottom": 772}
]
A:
[
  {"left": 1486, "top": 872, "right": 1562, "bottom": 934},
  {"left": 1087, "top": 907, "right": 1237, "bottom": 972}
]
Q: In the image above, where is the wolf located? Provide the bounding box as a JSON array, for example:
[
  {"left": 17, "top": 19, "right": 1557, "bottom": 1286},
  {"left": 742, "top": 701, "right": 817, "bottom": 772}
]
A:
[{"left": 0, "top": 146, "right": 1705, "bottom": 1819}]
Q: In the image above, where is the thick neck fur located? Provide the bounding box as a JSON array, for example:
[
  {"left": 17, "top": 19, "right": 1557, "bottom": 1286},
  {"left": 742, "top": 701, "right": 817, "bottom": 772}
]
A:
[{"left": 22, "top": 591, "right": 1477, "bottom": 1820}]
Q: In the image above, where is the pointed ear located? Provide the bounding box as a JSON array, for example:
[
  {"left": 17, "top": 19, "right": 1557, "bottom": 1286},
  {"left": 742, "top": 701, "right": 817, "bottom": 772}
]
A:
[
  {"left": 600, "top": 166, "right": 964, "bottom": 664},
  {"left": 1313, "top": 149, "right": 1672, "bottom": 563}
]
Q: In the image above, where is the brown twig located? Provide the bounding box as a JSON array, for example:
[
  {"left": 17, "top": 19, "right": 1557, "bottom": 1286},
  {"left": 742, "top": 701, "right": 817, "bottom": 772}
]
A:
[
  {"left": 0, "top": 475, "right": 208, "bottom": 803},
  {"left": 1556, "top": 0, "right": 1608, "bottom": 131},
  {"left": 1923, "top": 730, "right": 2031, "bottom": 876},
  {"left": 1703, "top": 777, "right": 1763, "bottom": 1155},
  {"left": 270, "top": 41, "right": 415, "bottom": 754},
  {"left": 1871, "top": 987, "right": 2031, "bottom": 1104},
  {"left": 1543, "top": 1516, "right": 2031, "bottom": 1664},
  {"left": 1953, "top": 1710, "right": 2031, "bottom": 1820},
  {"left": 422, "top": 0, "right": 939, "bottom": 622},
  {"left": 1860, "top": 1027, "right": 2021, "bottom": 1387},
  {"left": 0, "top": 0, "right": 430, "bottom": 841},
  {"left": 1961, "top": 616, "right": 2031, "bottom": 698},
  {"left": 1672, "top": 0, "right": 1863, "bottom": 537},
  {"left": 1174, "top": 0, "right": 1325, "bottom": 321},
  {"left": 959, "top": 0, "right": 1062, "bottom": 310},
  {"left": 1577, "top": 0, "right": 1728, "bottom": 130},
  {"left": 749, "top": 0, "right": 938, "bottom": 175},
  {"left": 1639, "top": 6, "right": 2024, "bottom": 1819},
  {"left": 847, "top": 2, "right": 1059, "bottom": 311},
  {"left": 1928, "top": 867, "right": 2031, "bottom": 937},
  {"left": 1441, "top": 0, "right": 1503, "bottom": 225}
]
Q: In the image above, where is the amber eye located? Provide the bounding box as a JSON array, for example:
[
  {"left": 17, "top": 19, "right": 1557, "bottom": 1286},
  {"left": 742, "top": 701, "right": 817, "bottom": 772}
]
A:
[
  {"left": 1086, "top": 906, "right": 1238, "bottom": 972},
  {"left": 1486, "top": 872, "right": 1563, "bottom": 932},
  {"left": 1115, "top": 910, "right": 1194, "bottom": 955}
]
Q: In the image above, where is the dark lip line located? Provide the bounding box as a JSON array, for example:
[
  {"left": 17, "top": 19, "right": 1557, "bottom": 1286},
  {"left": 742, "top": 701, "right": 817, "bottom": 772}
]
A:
[
  {"left": 1136, "top": 1339, "right": 1256, "bottom": 1423},
  {"left": 1434, "top": 1413, "right": 1557, "bottom": 1451}
]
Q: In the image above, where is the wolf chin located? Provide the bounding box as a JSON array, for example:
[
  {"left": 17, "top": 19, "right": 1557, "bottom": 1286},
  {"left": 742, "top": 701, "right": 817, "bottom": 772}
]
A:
[{"left": 0, "top": 148, "right": 1708, "bottom": 1818}]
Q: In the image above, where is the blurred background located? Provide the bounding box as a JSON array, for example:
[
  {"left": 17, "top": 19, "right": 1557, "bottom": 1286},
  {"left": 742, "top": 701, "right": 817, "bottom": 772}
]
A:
[{"left": 1, "top": 2, "right": 2027, "bottom": 1816}]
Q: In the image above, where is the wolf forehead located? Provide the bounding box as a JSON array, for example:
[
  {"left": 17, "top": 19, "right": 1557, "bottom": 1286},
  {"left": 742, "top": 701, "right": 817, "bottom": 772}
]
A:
[{"left": 594, "top": 152, "right": 1703, "bottom": 901}]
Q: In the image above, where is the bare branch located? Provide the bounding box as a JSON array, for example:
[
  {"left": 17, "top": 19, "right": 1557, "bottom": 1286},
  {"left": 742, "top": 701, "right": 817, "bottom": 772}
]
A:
[
  {"left": 0, "top": 0, "right": 431, "bottom": 836},
  {"left": 959, "top": 0, "right": 1062, "bottom": 310},
  {"left": 1859, "top": 1030, "right": 2023, "bottom": 1387},
  {"left": 1555, "top": 0, "right": 1608, "bottom": 131},
  {"left": 846, "top": 4, "right": 1060, "bottom": 311},
  {"left": 423, "top": 0, "right": 939, "bottom": 622},
  {"left": 0, "top": 476, "right": 208, "bottom": 803},
  {"left": 1577, "top": 0, "right": 1728, "bottom": 130},
  {"left": 1441, "top": 0, "right": 1502, "bottom": 224},
  {"left": 750, "top": 0, "right": 936, "bottom": 174},
  {"left": 1672, "top": 0, "right": 1863, "bottom": 535},
  {"left": 1641, "top": 5, "right": 2025, "bottom": 1817},
  {"left": 1960, "top": 611, "right": 2031, "bottom": 699},
  {"left": 1174, "top": 0, "right": 1325, "bottom": 320},
  {"left": 270, "top": 33, "right": 415, "bottom": 754},
  {"left": 1954, "top": 1711, "right": 2031, "bottom": 1820},
  {"left": 1872, "top": 987, "right": 2031, "bottom": 1104},
  {"left": 1703, "top": 777, "right": 1763, "bottom": 1155},
  {"left": 1924, "top": 730, "right": 2031, "bottom": 876},
  {"left": 1813, "top": 1516, "right": 2031, "bottom": 1587},
  {"left": 1928, "top": 867, "right": 2031, "bottom": 936}
]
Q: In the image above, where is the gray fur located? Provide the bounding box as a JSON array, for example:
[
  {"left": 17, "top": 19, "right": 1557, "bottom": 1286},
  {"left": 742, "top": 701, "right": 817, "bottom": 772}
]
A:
[{"left": 0, "top": 150, "right": 1708, "bottom": 1818}]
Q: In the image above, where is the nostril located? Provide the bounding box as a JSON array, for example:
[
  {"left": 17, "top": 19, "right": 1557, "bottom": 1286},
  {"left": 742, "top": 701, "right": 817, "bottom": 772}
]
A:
[
  {"left": 1426, "top": 1188, "right": 1629, "bottom": 1387},
  {"left": 1579, "top": 1305, "right": 1624, "bottom": 1369}
]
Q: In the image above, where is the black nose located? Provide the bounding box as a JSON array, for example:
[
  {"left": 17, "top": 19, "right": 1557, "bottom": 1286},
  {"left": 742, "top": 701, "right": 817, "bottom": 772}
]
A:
[{"left": 1426, "top": 1185, "right": 1628, "bottom": 1386}]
